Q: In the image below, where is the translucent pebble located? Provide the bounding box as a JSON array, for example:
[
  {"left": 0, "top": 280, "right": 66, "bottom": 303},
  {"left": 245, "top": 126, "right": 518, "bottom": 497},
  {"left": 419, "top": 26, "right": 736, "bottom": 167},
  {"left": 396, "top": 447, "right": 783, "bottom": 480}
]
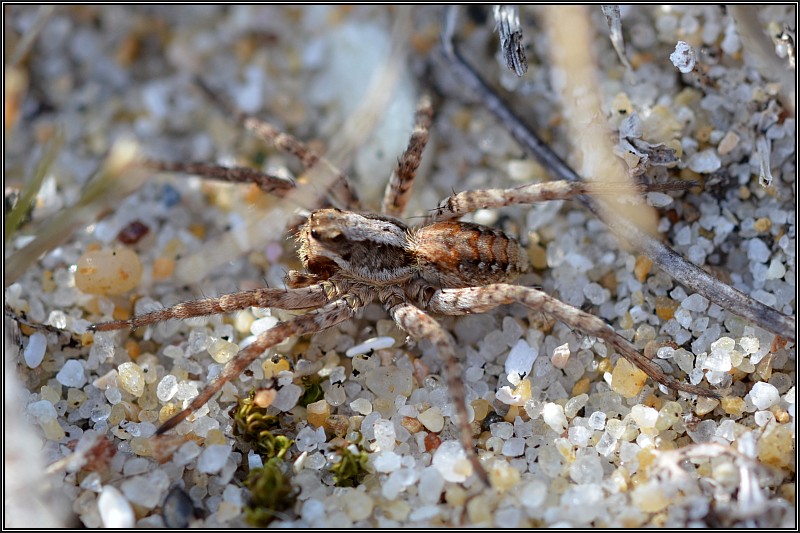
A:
[
  {"left": 670, "top": 40, "right": 696, "bottom": 73},
  {"left": 408, "top": 505, "right": 439, "bottom": 522},
  {"left": 490, "top": 421, "right": 514, "bottom": 440},
  {"left": 569, "top": 453, "right": 603, "bottom": 484},
  {"left": 350, "top": 397, "right": 373, "bottom": 415},
  {"left": 123, "top": 457, "right": 151, "bottom": 476},
  {"left": 748, "top": 382, "right": 780, "bottom": 410},
  {"left": 681, "top": 293, "right": 709, "bottom": 312},
  {"left": 324, "top": 384, "right": 347, "bottom": 406},
  {"left": 595, "top": 431, "right": 618, "bottom": 457},
  {"left": 686, "top": 419, "right": 717, "bottom": 443},
  {"left": 550, "top": 343, "right": 570, "bottom": 369},
  {"left": 564, "top": 394, "right": 588, "bottom": 418},
  {"left": 271, "top": 383, "right": 302, "bottom": 412},
  {"left": 505, "top": 339, "right": 538, "bottom": 384},
  {"left": 175, "top": 381, "right": 199, "bottom": 401},
  {"left": 117, "top": 362, "right": 145, "bottom": 397},
  {"left": 208, "top": 338, "right": 238, "bottom": 363},
  {"left": 121, "top": 470, "right": 169, "bottom": 509},
  {"left": 27, "top": 399, "right": 58, "bottom": 422},
  {"left": 418, "top": 407, "right": 444, "bottom": 433},
  {"left": 583, "top": 282, "right": 609, "bottom": 304},
  {"left": 248, "top": 451, "right": 263, "bottom": 470},
  {"left": 24, "top": 332, "right": 47, "bottom": 368},
  {"left": 374, "top": 451, "right": 402, "bottom": 472},
  {"left": 197, "top": 444, "right": 232, "bottom": 474},
  {"left": 56, "top": 359, "right": 87, "bottom": 388},
  {"left": 687, "top": 149, "right": 721, "bottom": 173},
  {"left": 418, "top": 467, "right": 445, "bottom": 505},
  {"left": 588, "top": 411, "right": 606, "bottom": 430},
  {"left": 673, "top": 348, "right": 695, "bottom": 374},
  {"left": 431, "top": 441, "right": 469, "bottom": 483},
  {"left": 746, "top": 238, "right": 769, "bottom": 262},
  {"left": 542, "top": 403, "right": 568, "bottom": 433},
  {"left": 75, "top": 246, "right": 143, "bottom": 295},
  {"left": 345, "top": 336, "right": 395, "bottom": 357},
  {"left": 674, "top": 307, "right": 692, "bottom": 328},
  {"left": 630, "top": 405, "right": 658, "bottom": 428},
  {"left": 373, "top": 419, "right": 396, "bottom": 451},
  {"left": 98, "top": 486, "right": 135, "bottom": 528},
  {"left": 365, "top": 367, "right": 413, "bottom": 399},
  {"left": 568, "top": 426, "right": 593, "bottom": 447},
  {"left": 499, "top": 437, "right": 524, "bottom": 458},
  {"left": 157, "top": 375, "right": 179, "bottom": 402},
  {"left": 105, "top": 387, "right": 122, "bottom": 404},
  {"left": 295, "top": 427, "right": 319, "bottom": 453},
  {"left": 250, "top": 315, "right": 278, "bottom": 336}
]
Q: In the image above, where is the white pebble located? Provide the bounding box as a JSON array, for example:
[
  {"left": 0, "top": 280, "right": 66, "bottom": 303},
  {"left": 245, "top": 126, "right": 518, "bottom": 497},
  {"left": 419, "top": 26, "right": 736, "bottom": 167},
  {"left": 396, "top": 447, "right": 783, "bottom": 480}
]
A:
[
  {"left": 630, "top": 405, "right": 658, "bottom": 429},
  {"left": 542, "top": 403, "right": 568, "bottom": 433},
  {"left": 431, "top": 441, "right": 469, "bottom": 483},
  {"left": 271, "top": 383, "right": 302, "bottom": 412},
  {"left": 588, "top": 411, "right": 606, "bottom": 430},
  {"left": 24, "top": 332, "right": 47, "bottom": 368},
  {"left": 345, "top": 336, "right": 395, "bottom": 357},
  {"left": 197, "top": 444, "right": 232, "bottom": 474},
  {"left": 156, "top": 375, "right": 179, "bottom": 402},
  {"left": 373, "top": 451, "right": 402, "bottom": 472},
  {"left": 681, "top": 293, "right": 709, "bottom": 312},
  {"left": 490, "top": 421, "right": 514, "bottom": 440},
  {"left": 569, "top": 453, "right": 603, "bottom": 484},
  {"left": 502, "top": 437, "right": 526, "bottom": 457},
  {"left": 250, "top": 315, "right": 278, "bottom": 336},
  {"left": 505, "top": 339, "right": 538, "bottom": 384},
  {"left": 350, "top": 397, "right": 373, "bottom": 415},
  {"left": 746, "top": 238, "right": 769, "bottom": 262},
  {"left": 550, "top": 343, "right": 571, "bottom": 369},
  {"left": 56, "top": 359, "right": 87, "bottom": 388},
  {"left": 748, "top": 382, "right": 780, "bottom": 410},
  {"left": 98, "top": 486, "right": 135, "bottom": 528},
  {"left": 418, "top": 407, "right": 445, "bottom": 433},
  {"left": 687, "top": 149, "right": 721, "bottom": 173},
  {"left": 418, "top": 468, "right": 445, "bottom": 505},
  {"left": 739, "top": 336, "right": 759, "bottom": 354},
  {"left": 373, "top": 419, "right": 396, "bottom": 451},
  {"left": 27, "top": 399, "right": 57, "bottom": 422},
  {"left": 646, "top": 192, "right": 674, "bottom": 207},
  {"left": 408, "top": 505, "right": 440, "bottom": 522},
  {"left": 670, "top": 40, "right": 696, "bottom": 73}
]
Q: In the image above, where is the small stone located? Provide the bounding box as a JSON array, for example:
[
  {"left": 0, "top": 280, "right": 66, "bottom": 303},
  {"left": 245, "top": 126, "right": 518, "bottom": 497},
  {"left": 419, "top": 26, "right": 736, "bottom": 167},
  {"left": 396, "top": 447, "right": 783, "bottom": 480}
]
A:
[
  {"left": 374, "top": 451, "right": 402, "bottom": 472},
  {"left": 271, "top": 383, "right": 302, "bottom": 412},
  {"left": 373, "top": 419, "right": 397, "bottom": 452},
  {"left": 542, "top": 403, "right": 568, "bottom": 433},
  {"left": 502, "top": 437, "right": 525, "bottom": 457},
  {"left": 75, "top": 246, "right": 143, "bottom": 295},
  {"left": 569, "top": 453, "right": 603, "bottom": 484},
  {"left": 432, "top": 441, "right": 470, "bottom": 483},
  {"left": 757, "top": 423, "right": 794, "bottom": 470},
  {"left": 681, "top": 293, "right": 709, "bottom": 312},
  {"left": 56, "top": 359, "right": 86, "bottom": 388},
  {"left": 568, "top": 426, "right": 593, "bottom": 447},
  {"left": 717, "top": 130, "right": 740, "bottom": 155},
  {"left": 197, "top": 444, "right": 231, "bottom": 474},
  {"left": 418, "top": 467, "right": 445, "bottom": 505},
  {"left": 98, "top": 486, "right": 135, "bottom": 528},
  {"left": 588, "top": 411, "right": 606, "bottom": 430},
  {"left": 306, "top": 399, "right": 330, "bottom": 428},
  {"left": 24, "top": 332, "right": 47, "bottom": 368},
  {"left": 156, "top": 375, "right": 178, "bottom": 402},
  {"left": 551, "top": 343, "right": 570, "bottom": 369},
  {"left": 611, "top": 357, "right": 647, "bottom": 398},
  {"left": 489, "top": 462, "right": 521, "bottom": 491},
  {"left": 365, "top": 367, "right": 413, "bottom": 399},
  {"left": 721, "top": 396, "right": 746, "bottom": 416},
  {"left": 417, "top": 407, "right": 444, "bottom": 433},
  {"left": 345, "top": 336, "right": 395, "bottom": 357},
  {"left": 505, "top": 339, "right": 538, "bottom": 384},
  {"left": 342, "top": 489, "right": 374, "bottom": 521},
  {"left": 250, "top": 315, "right": 278, "bottom": 336},
  {"left": 670, "top": 41, "right": 696, "bottom": 73},
  {"left": 208, "top": 338, "right": 238, "bottom": 363},
  {"left": 631, "top": 480, "right": 670, "bottom": 512},
  {"left": 117, "top": 362, "right": 145, "bottom": 397},
  {"left": 350, "top": 397, "right": 373, "bottom": 415},
  {"left": 748, "top": 382, "right": 780, "bottom": 410},
  {"left": 687, "top": 149, "right": 721, "bottom": 173}
]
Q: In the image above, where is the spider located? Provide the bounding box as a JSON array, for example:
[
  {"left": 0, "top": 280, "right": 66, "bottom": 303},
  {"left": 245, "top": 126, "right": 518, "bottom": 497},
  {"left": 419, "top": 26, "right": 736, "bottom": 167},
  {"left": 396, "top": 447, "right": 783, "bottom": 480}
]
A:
[{"left": 93, "top": 79, "right": 718, "bottom": 485}]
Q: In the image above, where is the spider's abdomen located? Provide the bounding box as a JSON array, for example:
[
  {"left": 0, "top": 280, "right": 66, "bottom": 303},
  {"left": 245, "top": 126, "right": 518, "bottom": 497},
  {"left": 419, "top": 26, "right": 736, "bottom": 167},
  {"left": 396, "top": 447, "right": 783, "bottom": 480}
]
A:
[{"left": 410, "top": 221, "right": 529, "bottom": 288}]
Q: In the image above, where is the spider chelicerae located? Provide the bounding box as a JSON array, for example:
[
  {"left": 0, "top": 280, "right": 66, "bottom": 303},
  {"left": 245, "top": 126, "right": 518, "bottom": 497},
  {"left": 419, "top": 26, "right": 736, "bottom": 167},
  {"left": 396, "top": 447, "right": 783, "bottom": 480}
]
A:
[{"left": 93, "top": 79, "right": 718, "bottom": 485}]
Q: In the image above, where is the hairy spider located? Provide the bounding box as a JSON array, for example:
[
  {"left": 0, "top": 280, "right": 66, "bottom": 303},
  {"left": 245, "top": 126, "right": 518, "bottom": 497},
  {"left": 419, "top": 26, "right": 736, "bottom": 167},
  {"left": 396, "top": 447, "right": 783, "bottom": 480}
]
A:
[{"left": 93, "top": 81, "right": 718, "bottom": 485}]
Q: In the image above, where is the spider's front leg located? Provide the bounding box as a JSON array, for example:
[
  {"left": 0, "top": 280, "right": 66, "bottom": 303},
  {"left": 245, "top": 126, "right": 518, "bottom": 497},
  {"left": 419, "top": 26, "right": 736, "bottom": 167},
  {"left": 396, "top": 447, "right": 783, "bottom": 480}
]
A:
[
  {"left": 424, "top": 284, "right": 720, "bottom": 399},
  {"left": 91, "top": 284, "right": 332, "bottom": 331},
  {"left": 384, "top": 298, "right": 491, "bottom": 486},
  {"left": 157, "top": 292, "right": 366, "bottom": 434}
]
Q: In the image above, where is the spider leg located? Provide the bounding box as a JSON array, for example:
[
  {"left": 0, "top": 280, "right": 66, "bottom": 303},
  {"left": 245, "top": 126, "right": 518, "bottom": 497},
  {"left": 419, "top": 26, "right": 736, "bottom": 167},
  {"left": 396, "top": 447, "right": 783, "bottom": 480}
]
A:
[
  {"left": 91, "top": 284, "right": 332, "bottom": 331},
  {"left": 381, "top": 95, "right": 433, "bottom": 217},
  {"left": 428, "top": 180, "right": 693, "bottom": 222},
  {"left": 424, "top": 284, "right": 720, "bottom": 399},
  {"left": 147, "top": 160, "right": 296, "bottom": 197},
  {"left": 158, "top": 292, "right": 365, "bottom": 434},
  {"left": 194, "top": 77, "right": 360, "bottom": 210},
  {"left": 384, "top": 299, "right": 490, "bottom": 486}
]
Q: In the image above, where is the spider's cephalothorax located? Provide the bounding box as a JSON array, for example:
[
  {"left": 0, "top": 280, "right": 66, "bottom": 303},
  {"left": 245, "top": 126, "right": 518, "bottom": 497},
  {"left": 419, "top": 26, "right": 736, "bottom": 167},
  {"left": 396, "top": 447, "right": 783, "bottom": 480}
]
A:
[{"left": 92, "top": 85, "right": 718, "bottom": 486}]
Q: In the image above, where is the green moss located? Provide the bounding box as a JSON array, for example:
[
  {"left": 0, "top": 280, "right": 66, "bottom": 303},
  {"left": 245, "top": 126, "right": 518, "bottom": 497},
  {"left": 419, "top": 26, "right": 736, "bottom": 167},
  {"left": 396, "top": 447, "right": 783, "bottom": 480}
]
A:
[
  {"left": 330, "top": 436, "right": 371, "bottom": 487},
  {"left": 243, "top": 459, "right": 297, "bottom": 527},
  {"left": 299, "top": 375, "right": 325, "bottom": 407}
]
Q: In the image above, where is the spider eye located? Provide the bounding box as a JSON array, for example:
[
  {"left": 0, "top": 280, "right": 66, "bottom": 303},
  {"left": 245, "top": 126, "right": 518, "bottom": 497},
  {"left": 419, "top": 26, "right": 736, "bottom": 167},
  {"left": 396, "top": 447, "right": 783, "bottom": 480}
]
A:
[{"left": 310, "top": 229, "right": 320, "bottom": 239}]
